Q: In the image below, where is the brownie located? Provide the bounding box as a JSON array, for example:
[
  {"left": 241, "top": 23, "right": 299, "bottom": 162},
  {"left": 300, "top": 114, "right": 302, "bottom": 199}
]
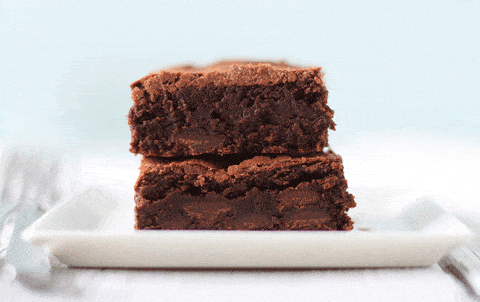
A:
[
  {"left": 134, "top": 152, "right": 355, "bottom": 230},
  {"left": 128, "top": 61, "right": 334, "bottom": 157}
]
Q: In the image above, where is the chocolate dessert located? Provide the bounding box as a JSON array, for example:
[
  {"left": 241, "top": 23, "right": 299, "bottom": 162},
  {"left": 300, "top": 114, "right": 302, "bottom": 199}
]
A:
[
  {"left": 129, "top": 61, "right": 355, "bottom": 231},
  {"left": 134, "top": 152, "right": 355, "bottom": 230},
  {"left": 128, "top": 62, "right": 334, "bottom": 157}
]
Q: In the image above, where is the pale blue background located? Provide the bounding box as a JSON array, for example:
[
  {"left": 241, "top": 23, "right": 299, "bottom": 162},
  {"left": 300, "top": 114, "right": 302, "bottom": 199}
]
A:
[{"left": 1, "top": 0, "right": 479, "bottom": 149}]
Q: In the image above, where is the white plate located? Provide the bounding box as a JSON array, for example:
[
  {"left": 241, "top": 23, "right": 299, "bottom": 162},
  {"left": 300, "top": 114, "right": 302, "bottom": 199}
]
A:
[{"left": 23, "top": 188, "right": 473, "bottom": 268}]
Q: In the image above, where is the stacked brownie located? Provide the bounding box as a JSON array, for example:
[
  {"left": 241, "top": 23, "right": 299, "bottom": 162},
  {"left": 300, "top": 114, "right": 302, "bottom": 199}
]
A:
[{"left": 128, "top": 61, "right": 356, "bottom": 230}]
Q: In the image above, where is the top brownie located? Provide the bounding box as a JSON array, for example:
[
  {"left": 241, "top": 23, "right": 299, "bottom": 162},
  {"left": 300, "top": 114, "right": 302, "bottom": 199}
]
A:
[{"left": 128, "top": 61, "right": 335, "bottom": 157}]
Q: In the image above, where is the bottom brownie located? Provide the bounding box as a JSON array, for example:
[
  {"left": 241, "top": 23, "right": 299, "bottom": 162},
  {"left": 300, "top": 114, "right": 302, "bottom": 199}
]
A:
[{"left": 134, "top": 152, "right": 356, "bottom": 230}]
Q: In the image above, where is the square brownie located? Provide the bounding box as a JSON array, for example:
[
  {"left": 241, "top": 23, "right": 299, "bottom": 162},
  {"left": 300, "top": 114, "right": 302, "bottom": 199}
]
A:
[
  {"left": 128, "top": 61, "right": 334, "bottom": 157},
  {"left": 134, "top": 152, "right": 355, "bottom": 230}
]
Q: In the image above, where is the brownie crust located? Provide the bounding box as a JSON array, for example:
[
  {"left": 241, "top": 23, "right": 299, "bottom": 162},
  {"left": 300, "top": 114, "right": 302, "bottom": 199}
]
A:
[
  {"left": 128, "top": 62, "right": 334, "bottom": 157},
  {"left": 134, "top": 152, "right": 355, "bottom": 230}
]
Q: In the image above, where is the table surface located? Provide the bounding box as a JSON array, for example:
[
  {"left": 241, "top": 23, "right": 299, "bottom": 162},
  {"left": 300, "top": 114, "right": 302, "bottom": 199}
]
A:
[
  {"left": 0, "top": 265, "right": 474, "bottom": 302},
  {"left": 1, "top": 1, "right": 480, "bottom": 301}
]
